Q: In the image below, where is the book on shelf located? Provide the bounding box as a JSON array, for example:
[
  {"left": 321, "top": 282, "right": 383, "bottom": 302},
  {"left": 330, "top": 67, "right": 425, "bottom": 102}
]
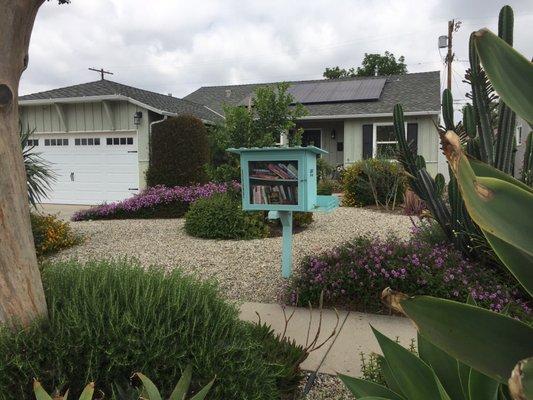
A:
[
  {"left": 251, "top": 184, "right": 298, "bottom": 205},
  {"left": 249, "top": 162, "right": 298, "bottom": 181}
]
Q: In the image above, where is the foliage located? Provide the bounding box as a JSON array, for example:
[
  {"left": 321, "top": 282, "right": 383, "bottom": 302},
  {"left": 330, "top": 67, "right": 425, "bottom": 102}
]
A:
[
  {"left": 316, "top": 157, "right": 334, "bottom": 181},
  {"left": 342, "top": 159, "right": 406, "bottom": 208},
  {"left": 323, "top": 51, "right": 407, "bottom": 79},
  {"left": 521, "top": 132, "right": 533, "bottom": 186},
  {"left": 288, "top": 235, "right": 530, "bottom": 318},
  {"left": 185, "top": 192, "right": 269, "bottom": 240},
  {"left": 403, "top": 189, "right": 426, "bottom": 216},
  {"left": 0, "top": 260, "right": 303, "bottom": 400},
  {"left": 290, "top": 211, "right": 313, "bottom": 229},
  {"left": 411, "top": 218, "right": 448, "bottom": 246},
  {"left": 206, "top": 83, "right": 307, "bottom": 179},
  {"left": 392, "top": 6, "right": 532, "bottom": 270},
  {"left": 146, "top": 115, "right": 209, "bottom": 187},
  {"left": 340, "top": 325, "right": 505, "bottom": 400},
  {"left": 20, "top": 128, "right": 55, "bottom": 207},
  {"left": 317, "top": 179, "right": 335, "bottom": 195},
  {"left": 72, "top": 182, "right": 239, "bottom": 221},
  {"left": 30, "top": 213, "right": 79, "bottom": 258}
]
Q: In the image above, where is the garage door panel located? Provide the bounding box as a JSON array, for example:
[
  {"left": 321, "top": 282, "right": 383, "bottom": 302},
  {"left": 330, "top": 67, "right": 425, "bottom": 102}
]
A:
[{"left": 37, "top": 133, "right": 139, "bottom": 205}]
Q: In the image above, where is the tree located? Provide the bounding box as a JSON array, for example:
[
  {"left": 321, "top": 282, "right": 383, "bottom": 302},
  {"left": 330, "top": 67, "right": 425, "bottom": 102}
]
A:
[
  {"left": 0, "top": 0, "right": 69, "bottom": 327},
  {"left": 323, "top": 51, "right": 407, "bottom": 79}
]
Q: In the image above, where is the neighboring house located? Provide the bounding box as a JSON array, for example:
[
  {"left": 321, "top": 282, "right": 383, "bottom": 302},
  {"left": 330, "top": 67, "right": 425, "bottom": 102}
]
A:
[
  {"left": 184, "top": 71, "right": 441, "bottom": 173},
  {"left": 514, "top": 115, "right": 531, "bottom": 179},
  {"left": 18, "top": 79, "right": 223, "bottom": 204}
]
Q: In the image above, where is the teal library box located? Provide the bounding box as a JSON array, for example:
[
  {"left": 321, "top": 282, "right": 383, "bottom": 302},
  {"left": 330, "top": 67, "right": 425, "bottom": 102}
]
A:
[{"left": 227, "top": 146, "right": 338, "bottom": 213}]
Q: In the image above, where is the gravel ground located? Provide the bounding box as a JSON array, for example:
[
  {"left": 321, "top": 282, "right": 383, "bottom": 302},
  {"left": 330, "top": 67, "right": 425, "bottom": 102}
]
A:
[
  {"left": 296, "top": 373, "right": 352, "bottom": 400},
  {"left": 51, "top": 207, "right": 412, "bottom": 303}
]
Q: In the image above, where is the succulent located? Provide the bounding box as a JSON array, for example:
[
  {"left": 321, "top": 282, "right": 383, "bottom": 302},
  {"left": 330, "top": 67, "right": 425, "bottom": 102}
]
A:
[{"left": 33, "top": 366, "right": 215, "bottom": 400}]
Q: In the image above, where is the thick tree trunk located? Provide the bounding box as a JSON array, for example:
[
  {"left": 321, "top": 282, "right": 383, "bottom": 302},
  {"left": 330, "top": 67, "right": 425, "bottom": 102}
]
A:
[{"left": 0, "top": 0, "right": 47, "bottom": 327}]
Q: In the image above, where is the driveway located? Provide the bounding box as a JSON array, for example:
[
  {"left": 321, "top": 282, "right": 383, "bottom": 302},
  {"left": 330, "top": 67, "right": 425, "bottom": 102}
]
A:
[{"left": 35, "top": 203, "right": 91, "bottom": 221}]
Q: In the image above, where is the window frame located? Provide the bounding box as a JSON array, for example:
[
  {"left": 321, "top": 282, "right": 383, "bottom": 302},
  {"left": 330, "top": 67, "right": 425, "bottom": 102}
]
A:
[{"left": 372, "top": 122, "right": 408, "bottom": 159}]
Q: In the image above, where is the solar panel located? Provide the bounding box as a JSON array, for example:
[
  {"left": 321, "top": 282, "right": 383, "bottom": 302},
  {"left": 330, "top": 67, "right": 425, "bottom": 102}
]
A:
[{"left": 287, "top": 78, "right": 386, "bottom": 104}]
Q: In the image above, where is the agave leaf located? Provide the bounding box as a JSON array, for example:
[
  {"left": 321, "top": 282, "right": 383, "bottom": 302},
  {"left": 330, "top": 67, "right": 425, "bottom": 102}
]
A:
[
  {"left": 473, "top": 29, "right": 533, "bottom": 125},
  {"left": 509, "top": 357, "right": 533, "bottom": 400},
  {"left": 371, "top": 326, "right": 450, "bottom": 400},
  {"left": 468, "top": 369, "right": 499, "bottom": 400},
  {"left": 357, "top": 397, "right": 395, "bottom": 400},
  {"left": 189, "top": 377, "right": 215, "bottom": 400},
  {"left": 134, "top": 373, "right": 162, "bottom": 400},
  {"left": 469, "top": 158, "right": 533, "bottom": 194},
  {"left": 418, "top": 333, "right": 466, "bottom": 400},
  {"left": 441, "top": 131, "right": 533, "bottom": 296},
  {"left": 33, "top": 381, "right": 54, "bottom": 400},
  {"left": 338, "top": 374, "right": 404, "bottom": 400},
  {"left": 78, "top": 383, "right": 95, "bottom": 400},
  {"left": 170, "top": 365, "right": 192, "bottom": 400},
  {"left": 401, "top": 296, "right": 533, "bottom": 383},
  {"left": 458, "top": 362, "right": 472, "bottom": 400},
  {"left": 376, "top": 354, "right": 404, "bottom": 397}
]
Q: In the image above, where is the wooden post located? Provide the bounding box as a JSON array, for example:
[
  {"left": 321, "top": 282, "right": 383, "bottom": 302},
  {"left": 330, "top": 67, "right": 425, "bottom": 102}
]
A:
[
  {"left": 278, "top": 211, "right": 293, "bottom": 278},
  {"left": 446, "top": 19, "right": 454, "bottom": 92},
  {"left": 0, "top": 0, "right": 48, "bottom": 327}
]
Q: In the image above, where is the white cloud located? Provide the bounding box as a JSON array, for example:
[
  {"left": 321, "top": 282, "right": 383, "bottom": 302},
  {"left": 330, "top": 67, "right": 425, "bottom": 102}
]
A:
[{"left": 21, "top": 0, "right": 533, "bottom": 104}]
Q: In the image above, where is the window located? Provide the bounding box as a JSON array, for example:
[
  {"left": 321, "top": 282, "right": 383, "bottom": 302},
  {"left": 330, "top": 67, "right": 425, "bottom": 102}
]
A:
[
  {"left": 45, "top": 139, "right": 50, "bottom": 146},
  {"left": 106, "top": 137, "right": 134, "bottom": 146},
  {"left": 63, "top": 139, "right": 69, "bottom": 145},
  {"left": 75, "top": 137, "right": 101, "bottom": 146},
  {"left": 374, "top": 125, "right": 398, "bottom": 159},
  {"left": 26, "top": 139, "right": 39, "bottom": 147},
  {"left": 44, "top": 138, "right": 68, "bottom": 146}
]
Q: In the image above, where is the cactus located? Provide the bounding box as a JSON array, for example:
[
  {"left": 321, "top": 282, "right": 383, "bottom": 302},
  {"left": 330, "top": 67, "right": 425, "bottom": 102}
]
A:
[
  {"left": 522, "top": 132, "right": 533, "bottom": 186},
  {"left": 393, "top": 5, "right": 531, "bottom": 266}
]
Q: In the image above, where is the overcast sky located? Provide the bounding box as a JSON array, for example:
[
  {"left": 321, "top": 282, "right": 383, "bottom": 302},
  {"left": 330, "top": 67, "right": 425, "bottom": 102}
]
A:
[{"left": 20, "top": 0, "right": 533, "bottom": 106}]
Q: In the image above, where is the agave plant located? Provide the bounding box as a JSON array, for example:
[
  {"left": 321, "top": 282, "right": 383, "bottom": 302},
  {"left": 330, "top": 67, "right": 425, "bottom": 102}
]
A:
[
  {"left": 33, "top": 365, "right": 215, "bottom": 400},
  {"left": 341, "top": 9, "right": 533, "bottom": 400},
  {"left": 20, "top": 127, "right": 55, "bottom": 207}
]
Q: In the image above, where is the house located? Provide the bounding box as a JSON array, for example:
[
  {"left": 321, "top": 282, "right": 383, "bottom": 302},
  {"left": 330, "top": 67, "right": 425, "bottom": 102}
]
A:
[
  {"left": 19, "top": 71, "right": 440, "bottom": 205},
  {"left": 514, "top": 115, "right": 531, "bottom": 179},
  {"left": 18, "top": 79, "right": 223, "bottom": 204},
  {"left": 184, "top": 71, "right": 441, "bottom": 173}
]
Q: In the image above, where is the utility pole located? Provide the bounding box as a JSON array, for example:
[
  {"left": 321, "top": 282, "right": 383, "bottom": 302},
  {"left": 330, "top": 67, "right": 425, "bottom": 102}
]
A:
[
  {"left": 89, "top": 67, "right": 113, "bottom": 80},
  {"left": 444, "top": 19, "right": 461, "bottom": 92}
]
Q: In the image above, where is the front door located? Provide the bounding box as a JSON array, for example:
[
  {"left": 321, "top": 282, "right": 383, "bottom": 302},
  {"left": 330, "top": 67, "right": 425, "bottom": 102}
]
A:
[{"left": 302, "top": 129, "right": 321, "bottom": 148}]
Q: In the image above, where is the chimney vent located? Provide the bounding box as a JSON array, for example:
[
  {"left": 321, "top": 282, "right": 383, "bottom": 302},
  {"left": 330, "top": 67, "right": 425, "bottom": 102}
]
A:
[
  {"left": 167, "top": 93, "right": 173, "bottom": 97},
  {"left": 225, "top": 89, "right": 232, "bottom": 98}
]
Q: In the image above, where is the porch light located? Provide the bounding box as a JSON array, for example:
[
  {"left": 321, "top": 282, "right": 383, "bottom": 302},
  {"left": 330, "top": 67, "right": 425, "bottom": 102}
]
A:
[
  {"left": 331, "top": 129, "right": 336, "bottom": 140},
  {"left": 133, "top": 111, "right": 143, "bottom": 126}
]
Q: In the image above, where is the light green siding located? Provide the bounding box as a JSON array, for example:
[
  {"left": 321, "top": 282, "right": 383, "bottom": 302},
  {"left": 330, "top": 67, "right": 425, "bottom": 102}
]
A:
[
  {"left": 19, "top": 100, "right": 154, "bottom": 189},
  {"left": 343, "top": 115, "right": 439, "bottom": 176}
]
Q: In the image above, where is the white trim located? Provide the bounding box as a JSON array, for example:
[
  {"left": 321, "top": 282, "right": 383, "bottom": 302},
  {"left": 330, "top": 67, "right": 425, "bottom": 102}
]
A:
[
  {"left": 31, "top": 129, "right": 136, "bottom": 135},
  {"left": 373, "top": 122, "right": 407, "bottom": 158},
  {"left": 299, "top": 111, "right": 439, "bottom": 120}
]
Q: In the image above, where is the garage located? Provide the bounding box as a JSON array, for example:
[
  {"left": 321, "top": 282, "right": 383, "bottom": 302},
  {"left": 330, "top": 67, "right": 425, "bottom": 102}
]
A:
[{"left": 33, "top": 132, "right": 139, "bottom": 205}]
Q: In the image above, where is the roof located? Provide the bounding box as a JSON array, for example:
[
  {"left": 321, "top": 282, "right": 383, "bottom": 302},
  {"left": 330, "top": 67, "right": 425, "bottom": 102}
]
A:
[
  {"left": 19, "top": 79, "right": 223, "bottom": 123},
  {"left": 228, "top": 145, "right": 327, "bottom": 155},
  {"left": 183, "top": 71, "right": 440, "bottom": 119}
]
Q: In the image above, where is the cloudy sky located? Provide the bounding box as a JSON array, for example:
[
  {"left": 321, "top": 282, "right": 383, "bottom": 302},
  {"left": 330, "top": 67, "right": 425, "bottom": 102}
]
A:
[{"left": 21, "top": 0, "right": 533, "bottom": 105}]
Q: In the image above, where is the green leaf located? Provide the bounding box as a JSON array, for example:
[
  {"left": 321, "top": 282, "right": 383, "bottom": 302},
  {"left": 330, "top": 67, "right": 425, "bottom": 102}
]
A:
[
  {"left": 401, "top": 296, "right": 533, "bottom": 383},
  {"left": 134, "top": 373, "right": 162, "bottom": 400},
  {"left": 469, "top": 158, "right": 533, "bottom": 194},
  {"left": 338, "top": 374, "right": 404, "bottom": 400},
  {"left": 474, "top": 29, "right": 533, "bottom": 125},
  {"left": 458, "top": 362, "right": 472, "bottom": 400},
  {"left": 376, "top": 354, "right": 404, "bottom": 396},
  {"left": 190, "top": 377, "right": 215, "bottom": 400},
  {"left": 418, "top": 333, "right": 466, "bottom": 400},
  {"left": 33, "top": 381, "right": 54, "bottom": 400},
  {"left": 468, "top": 369, "right": 499, "bottom": 400},
  {"left": 371, "top": 326, "right": 448, "bottom": 400},
  {"left": 79, "top": 383, "right": 95, "bottom": 400},
  {"left": 358, "top": 397, "right": 395, "bottom": 400},
  {"left": 170, "top": 365, "right": 192, "bottom": 400}
]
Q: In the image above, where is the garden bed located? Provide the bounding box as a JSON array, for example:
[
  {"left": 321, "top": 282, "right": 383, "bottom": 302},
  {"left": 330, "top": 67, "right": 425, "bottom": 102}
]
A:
[{"left": 50, "top": 207, "right": 412, "bottom": 303}]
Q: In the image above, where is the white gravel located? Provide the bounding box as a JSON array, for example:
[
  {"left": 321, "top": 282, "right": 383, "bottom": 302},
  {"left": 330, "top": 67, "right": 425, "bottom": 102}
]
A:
[{"left": 50, "top": 207, "right": 412, "bottom": 303}]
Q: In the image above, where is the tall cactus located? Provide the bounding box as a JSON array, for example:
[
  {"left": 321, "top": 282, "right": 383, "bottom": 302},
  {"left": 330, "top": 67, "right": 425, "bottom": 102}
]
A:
[
  {"left": 393, "top": 5, "right": 531, "bottom": 267},
  {"left": 522, "top": 132, "right": 533, "bottom": 186}
]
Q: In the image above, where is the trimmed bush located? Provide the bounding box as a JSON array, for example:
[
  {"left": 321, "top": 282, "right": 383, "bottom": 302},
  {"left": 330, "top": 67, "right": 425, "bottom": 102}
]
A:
[
  {"left": 0, "top": 260, "right": 304, "bottom": 399},
  {"left": 289, "top": 235, "right": 531, "bottom": 319},
  {"left": 146, "top": 115, "right": 209, "bottom": 187},
  {"left": 185, "top": 192, "right": 269, "bottom": 240},
  {"left": 342, "top": 159, "right": 406, "bottom": 207},
  {"left": 31, "top": 213, "right": 79, "bottom": 257},
  {"left": 72, "top": 182, "right": 239, "bottom": 221}
]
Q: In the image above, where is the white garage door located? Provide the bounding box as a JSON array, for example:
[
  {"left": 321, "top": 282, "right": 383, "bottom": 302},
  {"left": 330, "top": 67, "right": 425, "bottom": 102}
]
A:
[{"left": 33, "top": 132, "right": 139, "bottom": 205}]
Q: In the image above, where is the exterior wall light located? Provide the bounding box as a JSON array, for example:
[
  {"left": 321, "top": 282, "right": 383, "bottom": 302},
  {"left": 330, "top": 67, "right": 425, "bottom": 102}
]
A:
[
  {"left": 331, "top": 129, "right": 336, "bottom": 140},
  {"left": 133, "top": 111, "right": 143, "bottom": 126}
]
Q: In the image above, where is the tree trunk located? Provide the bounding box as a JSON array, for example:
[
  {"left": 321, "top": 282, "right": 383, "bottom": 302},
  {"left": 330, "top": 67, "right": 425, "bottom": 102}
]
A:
[{"left": 0, "top": 0, "right": 47, "bottom": 328}]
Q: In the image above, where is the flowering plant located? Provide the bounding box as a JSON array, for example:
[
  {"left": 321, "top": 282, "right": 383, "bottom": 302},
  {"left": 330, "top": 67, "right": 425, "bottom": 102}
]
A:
[
  {"left": 72, "top": 181, "right": 240, "bottom": 221},
  {"left": 290, "top": 234, "right": 531, "bottom": 319}
]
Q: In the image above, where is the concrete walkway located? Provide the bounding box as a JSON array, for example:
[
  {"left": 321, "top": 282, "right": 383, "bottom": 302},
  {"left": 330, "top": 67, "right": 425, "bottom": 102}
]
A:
[
  {"left": 239, "top": 302, "right": 416, "bottom": 376},
  {"left": 35, "top": 203, "right": 91, "bottom": 220}
]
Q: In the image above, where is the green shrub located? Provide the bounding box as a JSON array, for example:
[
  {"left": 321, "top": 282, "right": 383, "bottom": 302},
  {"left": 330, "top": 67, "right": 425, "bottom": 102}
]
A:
[
  {"left": 317, "top": 179, "right": 334, "bottom": 195},
  {"left": 146, "top": 115, "right": 209, "bottom": 187},
  {"left": 342, "top": 159, "right": 406, "bottom": 208},
  {"left": 0, "top": 260, "right": 303, "bottom": 400},
  {"left": 31, "top": 213, "right": 79, "bottom": 257},
  {"left": 185, "top": 192, "right": 268, "bottom": 240}
]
